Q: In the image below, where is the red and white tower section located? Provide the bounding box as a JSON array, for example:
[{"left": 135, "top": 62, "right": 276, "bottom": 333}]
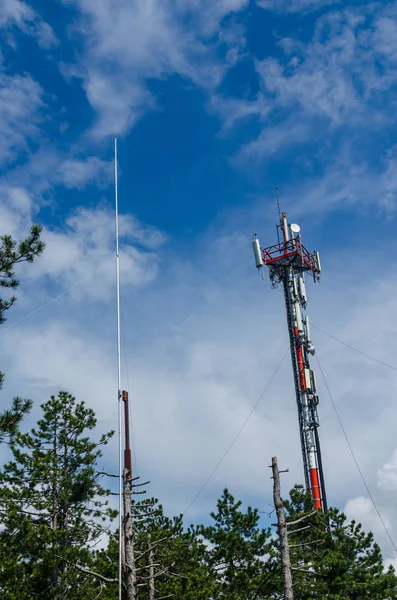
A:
[{"left": 253, "top": 212, "right": 327, "bottom": 512}]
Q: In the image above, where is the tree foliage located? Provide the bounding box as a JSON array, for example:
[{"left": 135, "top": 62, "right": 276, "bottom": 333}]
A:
[
  {"left": 133, "top": 499, "right": 216, "bottom": 600},
  {"left": 91, "top": 497, "right": 216, "bottom": 599},
  {"left": 0, "top": 396, "right": 33, "bottom": 444},
  {"left": 0, "top": 225, "right": 45, "bottom": 323},
  {"left": 0, "top": 392, "right": 116, "bottom": 599},
  {"left": 0, "top": 224, "right": 45, "bottom": 442},
  {"left": 199, "top": 488, "right": 277, "bottom": 599},
  {"left": 271, "top": 485, "right": 397, "bottom": 600}
]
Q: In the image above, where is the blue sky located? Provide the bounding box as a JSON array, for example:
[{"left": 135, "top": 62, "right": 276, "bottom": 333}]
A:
[{"left": 3, "top": 0, "right": 397, "bottom": 563}]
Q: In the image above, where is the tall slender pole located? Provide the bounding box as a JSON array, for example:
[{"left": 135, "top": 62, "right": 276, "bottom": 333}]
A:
[{"left": 115, "top": 138, "right": 123, "bottom": 600}]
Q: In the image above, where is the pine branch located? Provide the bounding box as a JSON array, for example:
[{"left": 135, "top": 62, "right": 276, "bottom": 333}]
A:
[
  {"left": 0, "top": 225, "right": 45, "bottom": 325},
  {"left": 0, "top": 397, "right": 32, "bottom": 440}
]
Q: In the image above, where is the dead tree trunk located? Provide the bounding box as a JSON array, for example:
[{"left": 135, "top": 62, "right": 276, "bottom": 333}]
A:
[
  {"left": 123, "top": 472, "right": 136, "bottom": 600},
  {"left": 272, "top": 456, "right": 294, "bottom": 600},
  {"left": 148, "top": 533, "right": 155, "bottom": 600}
]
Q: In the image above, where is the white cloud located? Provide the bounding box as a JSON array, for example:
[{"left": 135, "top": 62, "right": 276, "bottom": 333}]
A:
[
  {"left": 385, "top": 554, "right": 397, "bottom": 571},
  {"left": 83, "top": 73, "right": 155, "bottom": 139},
  {"left": 344, "top": 497, "right": 393, "bottom": 550},
  {"left": 0, "top": 185, "right": 38, "bottom": 239},
  {"left": 56, "top": 157, "right": 113, "bottom": 190},
  {"left": 173, "top": 0, "right": 249, "bottom": 36},
  {"left": 61, "top": 0, "right": 248, "bottom": 137},
  {"left": 0, "top": 73, "right": 45, "bottom": 166},
  {"left": 257, "top": 0, "right": 338, "bottom": 13},
  {"left": 252, "top": 11, "right": 370, "bottom": 127},
  {"left": 373, "top": 16, "right": 397, "bottom": 62},
  {"left": 256, "top": 49, "right": 359, "bottom": 126},
  {"left": 285, "top": 145, "right": 397, "bottom": 214},
  {"left": 0, "top": 0, "right": 57, "bottom": 48},
  {"left": 30, "top": 206, "right": 166, "bottom": 300},
  {"left": 239, "top": 118, "right": 311, "bottom": 160},
  {"left": 378, "top": 450, "right": 397, "bottom": 492},
  {"left": 0, "top": 0, "right": 35, "bottom": 28},
  {"left": 230, "top": 6, "right": 397, "bottom": 161},
  {"left": 209, "top": 94, "right": 270, "bottom": 131},
  {"left": 2, "top": 149, "right": 115, "bottom": 195},
  {"left": 0, "top": 181, "right": 166, "bottom": 303}
]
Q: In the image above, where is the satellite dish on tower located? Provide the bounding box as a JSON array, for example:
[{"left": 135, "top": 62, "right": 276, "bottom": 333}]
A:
[{"left": 290, "top": 223, "right": 300, "bottom": 234}]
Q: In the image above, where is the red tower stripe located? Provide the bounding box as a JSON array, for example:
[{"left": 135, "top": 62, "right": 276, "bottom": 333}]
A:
[{"left": 310, "top": 468, "right": 322, "bottom": 511}]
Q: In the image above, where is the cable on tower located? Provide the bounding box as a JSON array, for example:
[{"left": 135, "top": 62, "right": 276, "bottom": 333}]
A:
[{"left": 311, "top": 323, "right": 397, "bottom": 372}]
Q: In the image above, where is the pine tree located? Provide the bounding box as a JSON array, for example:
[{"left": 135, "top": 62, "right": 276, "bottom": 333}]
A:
[
  {"left": 274, "top": 485, "right": 397, "bottom": 600},
  {"left": 199, "top": 488, "right": 276, "bottom": 599},
  {"left": 0, "top": 391, "right": 117, "bottom": 599},
  {"left": 92, "top": 497, "right": 216, "bottom": 600},
  {"left": 133, "top": 499, "right": 216, "bottom": 600},
  {"left": 0, "top": 224, "right": 45, "bottom": 442}
]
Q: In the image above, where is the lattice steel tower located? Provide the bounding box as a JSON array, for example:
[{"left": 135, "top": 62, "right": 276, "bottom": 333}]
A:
[{"left": 253, "top": 211, "right": 327, "bottom": 511}]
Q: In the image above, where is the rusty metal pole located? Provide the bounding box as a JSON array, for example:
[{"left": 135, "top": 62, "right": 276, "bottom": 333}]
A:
[
  {"left": 122, "top": 391, "right": 136, "bottom": 599},
  {"left": 123, "top": 390, "right": 132, "bottom": 479}
]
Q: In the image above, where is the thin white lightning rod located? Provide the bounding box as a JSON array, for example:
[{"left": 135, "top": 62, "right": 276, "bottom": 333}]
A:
[{"left": 114, "top": 138, "right": 123, "bottom": 600}]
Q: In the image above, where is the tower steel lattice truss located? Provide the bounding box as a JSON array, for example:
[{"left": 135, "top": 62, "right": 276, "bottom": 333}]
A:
[{"left": 253, "top": 212, "right": 327, "bottom": 511}]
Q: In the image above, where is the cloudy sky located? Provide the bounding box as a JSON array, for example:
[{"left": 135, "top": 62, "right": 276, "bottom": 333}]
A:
[{"left": 2, "top": 0, "right": 397, "bottom": 564}]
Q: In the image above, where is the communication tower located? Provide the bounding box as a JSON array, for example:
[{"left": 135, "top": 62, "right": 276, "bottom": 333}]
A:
[{"left": 253, "top": 211, "right": 327, "bottom": 511}]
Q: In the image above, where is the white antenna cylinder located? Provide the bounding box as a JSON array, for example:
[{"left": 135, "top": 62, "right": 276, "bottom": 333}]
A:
[
  {"left": 299, "top": 275, "right": 307, "bottom": 303},
  {"left": 252, "top": 234, "right": 264, "bottom": 268},
  {"left": 282, "top": 214, "right": 289, "bottom": 242},
  {"left": 304, "top": 368, "right": 312, "bottom": 390},
  {"left": 295, "top": 301, "right": 303, "bottom": 332},
  {"left": 314, "top": 251, "right": 322, "bottom": 273},
  {"left": 311, "top": 370, "right": 317, "bottom": 393},
  {"left": 114, "top": 138, "right": 123, "bottom": 600}
]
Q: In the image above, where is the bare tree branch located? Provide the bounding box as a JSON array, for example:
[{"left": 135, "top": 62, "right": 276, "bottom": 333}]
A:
[
  {"left": 63, "top": 558, "right": 117, "bottom": 584},
  {"left": 286, "top": 512, "right": 316, "bottom": 528}
]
